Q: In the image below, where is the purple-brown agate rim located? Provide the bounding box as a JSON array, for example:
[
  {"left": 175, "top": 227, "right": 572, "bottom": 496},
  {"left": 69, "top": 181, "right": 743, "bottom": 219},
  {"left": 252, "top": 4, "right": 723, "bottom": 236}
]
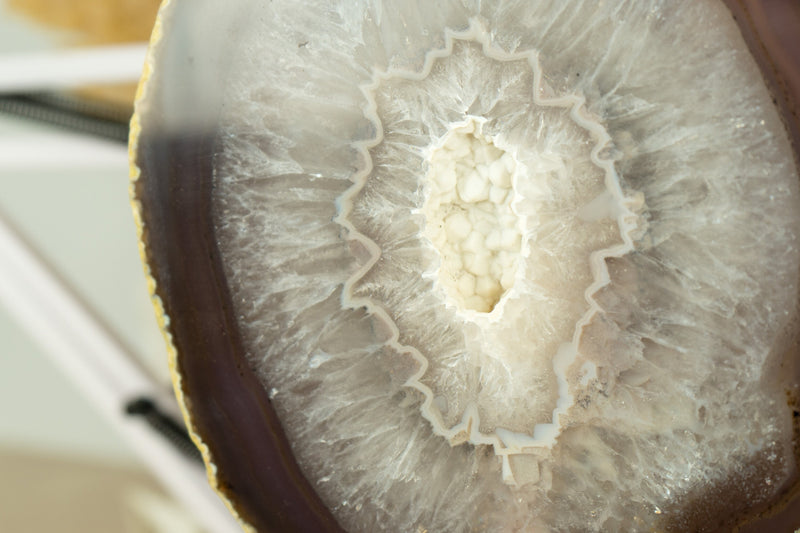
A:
[{"left": 129, "top": 1, "right": 800, "bottom": 532}]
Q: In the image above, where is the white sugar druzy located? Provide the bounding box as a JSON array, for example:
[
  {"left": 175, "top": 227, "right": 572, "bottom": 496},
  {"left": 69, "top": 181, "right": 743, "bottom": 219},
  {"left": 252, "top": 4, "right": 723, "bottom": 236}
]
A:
[
  {"left": 422, "top": 119, "right": 523, "bottom": 313},
  {"left": 210, "top": 0, "right": 800, "bottom": 531}
]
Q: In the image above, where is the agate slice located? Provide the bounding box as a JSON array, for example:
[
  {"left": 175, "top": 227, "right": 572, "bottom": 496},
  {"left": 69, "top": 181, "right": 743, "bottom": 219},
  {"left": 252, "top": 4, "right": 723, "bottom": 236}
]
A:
[{"left": 131, "top": 1, "right": 800, "bottom": 531}]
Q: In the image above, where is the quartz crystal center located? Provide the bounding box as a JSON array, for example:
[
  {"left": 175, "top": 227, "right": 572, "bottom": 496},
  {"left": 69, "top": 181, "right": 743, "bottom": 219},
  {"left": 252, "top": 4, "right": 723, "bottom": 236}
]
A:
[
  {"left": 338, "top": 26, "right": 639, "bottom": 482},
  {"left": 422, "top": 119, "right": 523, "bottom": 313}
]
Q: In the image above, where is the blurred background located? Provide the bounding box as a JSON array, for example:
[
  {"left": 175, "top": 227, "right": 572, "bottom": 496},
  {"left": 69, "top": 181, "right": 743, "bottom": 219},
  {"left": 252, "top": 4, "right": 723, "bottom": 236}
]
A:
[{"left": 0, "top": 1, "right": 237, "bottom": 531}]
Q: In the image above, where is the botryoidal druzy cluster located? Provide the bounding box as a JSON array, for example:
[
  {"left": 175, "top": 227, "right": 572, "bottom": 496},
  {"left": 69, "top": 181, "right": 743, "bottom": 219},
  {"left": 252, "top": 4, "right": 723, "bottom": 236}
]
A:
[{"left": 212, "top": 1, "right": 800, "bottom": 531}]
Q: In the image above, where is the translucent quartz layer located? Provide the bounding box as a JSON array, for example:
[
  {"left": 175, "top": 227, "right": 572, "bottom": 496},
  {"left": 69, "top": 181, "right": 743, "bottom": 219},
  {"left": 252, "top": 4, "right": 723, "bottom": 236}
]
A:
[{"left": 211, "top": 1, "right": 800, "bottom": 531}]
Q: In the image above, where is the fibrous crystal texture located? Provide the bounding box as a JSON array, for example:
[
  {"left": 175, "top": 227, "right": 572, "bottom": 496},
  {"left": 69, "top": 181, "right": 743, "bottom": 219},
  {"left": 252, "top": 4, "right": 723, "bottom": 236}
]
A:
[{"left": 211, "top": 1, "right": 800, "bottom": 531}]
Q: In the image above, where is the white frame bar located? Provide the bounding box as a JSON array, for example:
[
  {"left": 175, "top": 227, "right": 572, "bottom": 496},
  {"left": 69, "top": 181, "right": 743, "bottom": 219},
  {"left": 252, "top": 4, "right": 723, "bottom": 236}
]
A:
[{"left": 0, "top": 44, "right": 148, "bottom": 93}]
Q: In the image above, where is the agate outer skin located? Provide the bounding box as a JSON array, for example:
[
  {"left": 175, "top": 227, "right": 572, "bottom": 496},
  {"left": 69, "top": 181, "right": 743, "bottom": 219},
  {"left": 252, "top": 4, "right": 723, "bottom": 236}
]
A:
[{"left": 133, "top": 0, "right": 800, "bottom": 531}]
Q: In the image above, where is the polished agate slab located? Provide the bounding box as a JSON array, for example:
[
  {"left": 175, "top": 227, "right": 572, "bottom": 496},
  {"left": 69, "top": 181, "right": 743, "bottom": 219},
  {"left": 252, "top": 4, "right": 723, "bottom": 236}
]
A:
[{"left": 132, "top": 1, "right": 800, "bottom": 531}]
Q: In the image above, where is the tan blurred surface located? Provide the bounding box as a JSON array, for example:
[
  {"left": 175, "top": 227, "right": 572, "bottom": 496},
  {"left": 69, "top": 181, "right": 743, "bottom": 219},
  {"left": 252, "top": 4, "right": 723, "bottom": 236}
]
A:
[
  {"left": 0, "top": 447, "right": 204, "bottom": 533},
  {"left": 7, "top": 0, "right": 161, "bottom": 44},
  {"left": 6, "top": 0, "right": 162, "bottom": 107}
]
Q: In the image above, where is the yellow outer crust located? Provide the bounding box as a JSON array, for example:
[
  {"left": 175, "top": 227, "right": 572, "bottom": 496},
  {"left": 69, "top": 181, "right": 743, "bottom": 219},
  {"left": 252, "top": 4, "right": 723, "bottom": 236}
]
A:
[{"left": 128, "top": 3, "right": 257, "bottom": 532}]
